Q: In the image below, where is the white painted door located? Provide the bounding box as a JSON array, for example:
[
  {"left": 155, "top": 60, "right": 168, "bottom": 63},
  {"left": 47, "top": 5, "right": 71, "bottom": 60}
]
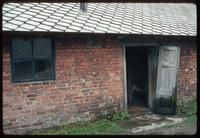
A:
[{"left": 154, "top": 46, "right": 180, "bottom": 115}]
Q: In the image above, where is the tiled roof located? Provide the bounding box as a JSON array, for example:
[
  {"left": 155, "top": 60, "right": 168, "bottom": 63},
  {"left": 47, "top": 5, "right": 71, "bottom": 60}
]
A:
[{"left": 2, "top": 3, "right": 196, "bottom": 36}]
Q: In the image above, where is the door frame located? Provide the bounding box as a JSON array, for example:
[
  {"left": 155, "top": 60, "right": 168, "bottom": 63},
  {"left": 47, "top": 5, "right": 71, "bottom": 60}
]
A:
[{"left": 123, "top": 43, "right": 159, "bottom": 112}]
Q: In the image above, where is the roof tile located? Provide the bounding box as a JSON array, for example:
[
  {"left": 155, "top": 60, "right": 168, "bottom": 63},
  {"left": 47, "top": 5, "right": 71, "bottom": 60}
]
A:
[
  {"left": 8, "top": 3, "right": 21, "bottom": 6},
  {"left": 53, "top": 25, "right": 67, "bottom": 30},
  {"left": 4, "top": 23, "right": 18, "bottom": 29},
  {"left": 65, "top": 28, "right": 77, "bottom": 32},
  {"left": 42, "top": 21, "right": 56, "bottom": 26},
  {"left": 34, "top": 14, "right": 48, "bottom": 19},
  {"left": 15, "top": 16, "right": 29, "bottom": 22},
  {"left": 96, "top": 26, "right": 108, "bottom": 32},
  {"left": 46, "top": 18, "right": 59, "bottom": 23},
  {"left": 4, "top": 13, "right": 18, "bottom": 18},
  {"left": 20, "top": 5, "right": 32, "bottom": 10},
  {"left": 20, "top": 24, "right": 36, "bottom": 30},
  {"left": 2, "top": 3, "right": 196, "bottom": 36},
  {"left": 49, "top": 15, "right": 62, "bottom": 20},
  {"left": 84, "top": 23, "right": 97, "bottom": 28},
  {"left": 30, "top": 17, "right": 44, "bottom": 22},
  {"left": 19, "top": 14, "right": 33, "bottom": 19},
  {"left": 68, "top": 25, "right": 82, "bottom": 31},
  {"left": 87, "top": 19, "right": 99, "bottom": 25},
  {"left": 33, "top": 28, "right": 47, "bottom": 31},
  {"left": 63, "top": 16, "right": 76, "bottom": 21},
  {"left": 9, "top": 10, "right": 22, "bottom": 15},
  {"left": 16, "top": 27, "right": 30, "bottom": 31},
  {"left": 37, "top": 24, "right": 52, "bottom": 30},
  {"left": 39, "top": 12, "right": 52, "bottom": 16},
  {"left": 26, "top": 20, "right": 40, "bottom": 26},
  {"left": 8, "top": 20, "right": 24, "bottom": 26},
  {"left": 71, "top": 22, "right": 84, "bottom": 28},
  {"left": 29, "top": 8, "right": 41, "bottom": 13},
  {"left": 49, "top": 28, "right": 63, "bottom": 32},
  {"left": 3, "top": 16, "right": 12, "bottom": 21},
  {"left": 25, "top": 11, "right": 38, "bottom": 16},
  {"left": 42, "top": 9, "right": 55, "bottom": 14},
  {"left": 82, "top": 26, "right": 96, "bottom": 31},
  {"left": 57, "top": 22, "right": 70, "bottom": 27}
]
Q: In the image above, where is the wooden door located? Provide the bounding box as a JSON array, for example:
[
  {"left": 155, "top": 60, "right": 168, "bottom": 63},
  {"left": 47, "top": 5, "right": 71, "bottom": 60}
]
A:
[
  {"left": 148, "top": 47, "right": 159, "bottom": 109},
  {"left": 154, "top": 46, "right": 180, "bottom": 115}
]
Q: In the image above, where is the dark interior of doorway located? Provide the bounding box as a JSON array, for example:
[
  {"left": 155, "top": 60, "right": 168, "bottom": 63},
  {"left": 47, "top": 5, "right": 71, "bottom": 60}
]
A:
[{"left": 126, "top": 47, "right": 149, "bottom": 111}]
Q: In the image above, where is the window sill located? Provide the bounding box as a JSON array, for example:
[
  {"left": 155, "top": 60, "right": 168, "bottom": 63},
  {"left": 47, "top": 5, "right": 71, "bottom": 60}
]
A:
[{"left": 11, "top": 79, "right": 56, "bottom": 85}]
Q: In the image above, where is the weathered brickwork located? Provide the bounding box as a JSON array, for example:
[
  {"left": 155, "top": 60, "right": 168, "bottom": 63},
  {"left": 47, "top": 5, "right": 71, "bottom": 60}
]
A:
[
  {"left": 3, "top": 35, "right": 196, "bottom": 134},
  {"left": 3, "top": 36, "right": 124, "bottom": 134},
  {"left": 177, "top": 42, "right": 197, "bottom": 100}
]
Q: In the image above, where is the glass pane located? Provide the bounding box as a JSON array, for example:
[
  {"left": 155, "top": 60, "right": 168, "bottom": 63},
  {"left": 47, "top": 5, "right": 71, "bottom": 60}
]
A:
[
  {"left": 33, "top": 38, "right": 52, "bottom": 59},
  {"left": 12, "top": 38, "right": 32, "bottom": 59},
  {"left": 13, "top": 61, "right": 33, "bottom": 81},
  {"left": 34, "top": 59, "right": 53, "bottom": 80}
]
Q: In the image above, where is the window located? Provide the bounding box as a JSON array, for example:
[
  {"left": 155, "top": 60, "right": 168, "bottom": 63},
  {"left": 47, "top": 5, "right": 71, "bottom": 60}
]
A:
[{"left": 11, "top": 37, "right": 55, "bottom": 83}]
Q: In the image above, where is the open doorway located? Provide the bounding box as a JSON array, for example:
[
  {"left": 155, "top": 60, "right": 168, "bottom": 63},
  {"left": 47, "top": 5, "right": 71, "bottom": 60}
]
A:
[
  {"left": 125, "top": 46, "right": 180, "bottom": 115},
  {"left": 126, "top": 46, "right": 150, "bottom": 114}
]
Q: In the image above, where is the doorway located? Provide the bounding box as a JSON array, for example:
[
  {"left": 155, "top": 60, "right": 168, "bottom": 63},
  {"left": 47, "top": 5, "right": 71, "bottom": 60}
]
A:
[
  {"left": 126, "top": 47, "right": 149, "bottom": 113},
  {"left": 125, "top": 45, "right": 180, "bottom": 115}
]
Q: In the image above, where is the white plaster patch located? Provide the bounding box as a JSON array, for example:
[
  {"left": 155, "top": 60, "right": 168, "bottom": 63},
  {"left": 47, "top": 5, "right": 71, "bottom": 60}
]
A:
[{"left": 131, "top": 117, "right": 185, "bottom": 133}]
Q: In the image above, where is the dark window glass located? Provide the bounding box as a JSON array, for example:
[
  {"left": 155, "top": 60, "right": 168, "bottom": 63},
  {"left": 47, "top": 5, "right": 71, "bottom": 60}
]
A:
[
  {"left": 34, "top": 59, "right": 53, "bottom": 80},
  {"left": 12, "top": 38, "right": 32, "bottom": 59},
  {"left": 13, "top": 61, "right": 33, "bottom": 81},
  {"left": 11, "top": 38, "right": 55, "bottom": 83},
  {"left": 33, "top": 38, "right": 52, "bottom": 59}
]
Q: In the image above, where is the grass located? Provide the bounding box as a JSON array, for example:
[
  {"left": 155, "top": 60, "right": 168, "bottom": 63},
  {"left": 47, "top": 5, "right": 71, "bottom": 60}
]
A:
[
  {"left": 27, "top": 99, "right": 197, "bottom": 135},
  {"left": 186, "top": 114, "right": 197, "bottom": 124},
  {"left": 177, "top": 98, "right": 197, "bottom": 115},
  {"left": 103, "top": 111, "right": 130, "bottom": 121},
  {"left": 177, "top": 97, "right": 197, "bottom": 124},
  {"left": 28, "top": 112, "right": 129, "bottom": 135},
  {"left": 29, "top": 119, "right": 126, "bottom": 135}
]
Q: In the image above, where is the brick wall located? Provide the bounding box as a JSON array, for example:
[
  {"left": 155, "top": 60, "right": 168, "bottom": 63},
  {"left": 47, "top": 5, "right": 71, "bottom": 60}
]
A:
[
  {"left": 3, "top": 34, "right": 196, "bottom": 134},
  {"left": 3, "top": 35, "right": 124, "bottom": 134},
  {"left": 177, "top": 42, "right": 197, "bottom": 100}
]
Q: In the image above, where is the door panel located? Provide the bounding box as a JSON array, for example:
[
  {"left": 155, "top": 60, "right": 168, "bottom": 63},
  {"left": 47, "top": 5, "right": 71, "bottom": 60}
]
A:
[
  {"left": 148, "top": 47, "right": 159, "bottom": 109},
  {"left": 154, "top": 46, "right": 180, "bottom": 115}
]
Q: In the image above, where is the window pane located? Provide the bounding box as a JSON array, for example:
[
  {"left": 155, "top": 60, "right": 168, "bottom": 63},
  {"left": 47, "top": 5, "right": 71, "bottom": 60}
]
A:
[
  {"left": 33, "top": 38, "right": 52, "bottom": 59},
  {"left": 13, "top": 61, "right": 33, "bottom": 81},
  {"left": 12, "top": 38, "right": 32, "bottom": 59},
  {"left": 34, "top": 59, "right": 53, "bottom": 80}
]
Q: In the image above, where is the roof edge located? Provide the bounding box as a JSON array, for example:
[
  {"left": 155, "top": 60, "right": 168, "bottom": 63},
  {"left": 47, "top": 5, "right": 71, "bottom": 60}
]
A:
[{"left": 2, "top": 0, "right": 197, "bottom": 4}]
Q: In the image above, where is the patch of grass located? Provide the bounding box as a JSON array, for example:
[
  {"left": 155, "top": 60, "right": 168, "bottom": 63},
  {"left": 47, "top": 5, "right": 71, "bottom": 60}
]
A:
[
  {"left": 103, "top": 112, "right": 130, "bottom": 121},
  {"left": 29, "top": 120, "right": 126, "bottom": 135},
  {"left": 186, "top": 114, "right": 197, "bottom": 124},
  {"left": 177, "top": 98, "right": 197, "bottom": 124},
  {"left": 177, "top": 98, "right": 197, "bottom": 116}
]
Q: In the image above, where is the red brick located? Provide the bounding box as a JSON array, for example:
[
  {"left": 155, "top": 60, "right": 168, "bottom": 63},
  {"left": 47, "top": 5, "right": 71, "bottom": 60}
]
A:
[{"left": 3, "top": 35, "right": 196, "bottom": 134}]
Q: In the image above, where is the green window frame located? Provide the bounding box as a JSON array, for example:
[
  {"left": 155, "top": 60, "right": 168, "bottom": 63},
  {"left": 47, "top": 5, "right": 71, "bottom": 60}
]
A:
[{"left": 11, "top": 37, "right": 55, "bottom": 83}]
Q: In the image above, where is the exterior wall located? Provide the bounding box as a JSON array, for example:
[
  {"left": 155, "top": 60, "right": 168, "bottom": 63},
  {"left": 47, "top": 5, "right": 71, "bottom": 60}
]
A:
[
  {"left": 3, "top": 35, "right": 124, "bottom": 134},
  {"left": 3, "top": 34, "right": 196, "bottom": 134},
  {"left": 177, "top": 42, "right": 197, "bottom": 100}
]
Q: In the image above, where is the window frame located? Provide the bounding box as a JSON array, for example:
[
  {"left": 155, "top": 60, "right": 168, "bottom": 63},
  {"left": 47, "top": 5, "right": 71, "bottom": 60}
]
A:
[{"left": 10, "top": 37, "right": 56, "bottom": 83}]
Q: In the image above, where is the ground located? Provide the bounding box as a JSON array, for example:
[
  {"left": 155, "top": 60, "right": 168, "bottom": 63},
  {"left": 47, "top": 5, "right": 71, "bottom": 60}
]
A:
[
  {"left": 132, "top": 121, "right": 196, "bottom": 135},
  {"left": 28, "top": 113, "right": 197, "bottom": 135},
  {"left": 117, "top": 113, "right": 197, "bottom": 135}
]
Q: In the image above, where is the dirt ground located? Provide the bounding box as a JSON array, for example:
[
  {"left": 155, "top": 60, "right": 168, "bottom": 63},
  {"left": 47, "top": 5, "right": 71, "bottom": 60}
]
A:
[
  {"left": 117, "top": 113, "right": 197, "bottom": 135},
  {"left": 132, "top": 121, "right": 197, "bottom": 135}
]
